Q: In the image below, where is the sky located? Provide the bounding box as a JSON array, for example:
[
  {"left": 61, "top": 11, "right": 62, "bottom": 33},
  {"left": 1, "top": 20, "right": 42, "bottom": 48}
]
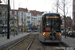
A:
[{"left": 1, "top": 0, "right": 72, "bottom": 18}]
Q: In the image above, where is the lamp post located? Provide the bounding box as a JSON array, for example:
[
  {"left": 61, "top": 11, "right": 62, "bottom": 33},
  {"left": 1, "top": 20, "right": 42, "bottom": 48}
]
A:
[{"left": 5, "top": 0, "right": 10, "bottom": 39}]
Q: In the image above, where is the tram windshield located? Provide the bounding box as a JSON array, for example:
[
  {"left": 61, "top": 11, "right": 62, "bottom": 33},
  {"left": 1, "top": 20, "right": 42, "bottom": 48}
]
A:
[{"left": 43, "top": 15, "right": 60, "bottom": 32}]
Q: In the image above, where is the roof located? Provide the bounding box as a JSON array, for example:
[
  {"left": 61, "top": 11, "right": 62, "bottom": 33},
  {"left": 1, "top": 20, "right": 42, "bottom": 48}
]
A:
[
  {"left": 11, "top": 9, "right": 18, "bottom": 11},
  {"left": 30, "top": 10, "right": 44, "bottom": 16},
  {"left": 42, "top": 13, "right": 60, "bottom": 16},
  {"left": 18, "top": 8, "right": 28, "bottom": 12},
  {"left": 30, "top": 10, "right": 36, "bottom": 16}
]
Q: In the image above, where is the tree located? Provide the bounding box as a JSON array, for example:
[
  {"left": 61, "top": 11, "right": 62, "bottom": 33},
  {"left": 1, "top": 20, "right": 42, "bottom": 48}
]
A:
[
  {"left": 58, "top": 0, "right": 71, "bottom": 16},
  {"left": 54, "top": 0, "right": 71, "bottom": 38}
]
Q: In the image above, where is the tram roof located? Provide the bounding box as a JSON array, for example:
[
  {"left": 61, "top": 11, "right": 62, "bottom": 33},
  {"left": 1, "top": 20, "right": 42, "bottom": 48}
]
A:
[{"left": 42, "top": 13, "right": 60, "bottom": 16}]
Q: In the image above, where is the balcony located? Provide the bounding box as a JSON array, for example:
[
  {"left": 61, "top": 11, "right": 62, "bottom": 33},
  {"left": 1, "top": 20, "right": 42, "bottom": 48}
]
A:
[
  {"left": 10, "top": 17, "right": 17, "bottom": 20},
  {"left": 27, "top": 21, "right": 30, "bottom": 23},
  {"left": 27, "top": 16, "right": 30, "bottom": 18}
]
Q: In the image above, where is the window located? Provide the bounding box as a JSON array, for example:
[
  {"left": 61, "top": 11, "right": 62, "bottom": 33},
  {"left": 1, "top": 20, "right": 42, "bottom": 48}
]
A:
[
  {"left": 5, "top": 21, "right": 7, "bottom": 24},
  {"left": 27, "top": 21, "right": 30, "bottom": 23},
  {"left": 15, "top": 16, "right": 17, "bottom": 19},
  {"left": 10, "top": 11, "right": 12, "bottom": 15},
  {"left": 5, "top": 11, "right": 7, "bottom": 15},
  {"left": 12, "top": 21, "right": 14, "bottom": 24},
  {"left": 14, "top": 11, "right": 17, "bottom": 15},
  {"left": 21, "top": 13, "right": 23, "bottom": 17},
  {"left": 0, "top": 11, "right": 2, "bottom": 15},
  {"left": 0, "top": 20, "right": 2, "bottom": 24}
]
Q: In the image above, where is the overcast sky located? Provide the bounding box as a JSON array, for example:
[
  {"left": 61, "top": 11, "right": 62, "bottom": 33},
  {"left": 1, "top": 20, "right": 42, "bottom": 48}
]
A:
[{"left": 1, "top": 0, "right": 72, "bottom": 18}]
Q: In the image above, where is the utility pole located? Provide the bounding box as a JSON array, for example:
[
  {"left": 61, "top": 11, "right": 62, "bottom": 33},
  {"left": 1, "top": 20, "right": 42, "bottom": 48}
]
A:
[{"left": 7, "top": 0, "right": 10, "bottom": 39}]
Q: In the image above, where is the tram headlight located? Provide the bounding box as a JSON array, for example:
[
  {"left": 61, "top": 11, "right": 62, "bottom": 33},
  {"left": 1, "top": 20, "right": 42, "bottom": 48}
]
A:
[
  {"left": 59, "top": 33, "right": 61, "bottom": 37},
  {"left": 42, "top": 32, "right": 46, "bottom": 36}
]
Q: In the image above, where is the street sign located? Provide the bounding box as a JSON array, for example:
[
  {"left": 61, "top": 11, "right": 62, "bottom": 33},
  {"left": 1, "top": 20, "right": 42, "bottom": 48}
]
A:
[{"left": 28, "top": 24, "right": 32, "bottom": 27}]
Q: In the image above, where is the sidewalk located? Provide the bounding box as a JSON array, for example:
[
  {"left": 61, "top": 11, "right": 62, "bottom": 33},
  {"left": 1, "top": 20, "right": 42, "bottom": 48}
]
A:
[
  {"left": 0, "top": 33, "right": 30, "bottom": 50},
  {"left": 61, "top": 35, "right": 75, "bottom": 49}
]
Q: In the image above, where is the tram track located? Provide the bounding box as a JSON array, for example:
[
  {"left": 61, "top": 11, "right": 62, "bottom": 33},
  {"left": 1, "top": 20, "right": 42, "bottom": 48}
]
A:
[
  {"left": 2, "top": 34, "right": 36, "bottom": 50},
  {"left": 2, "top": 34, "right": 30, "bottom": 50},
  {"left": 27, "top": 34, "right": 45, "bottom": 50},
  {"left": 42, "top": 43, "right": 47, "bottom": 50},
  {"left": 2, "top": 33, "right": 68, "bottom": 50},
  {"left": 26, "top": 34, "right": 36, "bottom": 50}
]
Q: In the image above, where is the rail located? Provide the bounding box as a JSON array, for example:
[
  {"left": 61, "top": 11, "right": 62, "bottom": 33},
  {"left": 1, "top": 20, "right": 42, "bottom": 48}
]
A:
[
  {"left": 5, "top": 34, "right": 30, "bottom": 50},
  {"left": 26, "top": 34, "right": 36, "bottom": 50}
]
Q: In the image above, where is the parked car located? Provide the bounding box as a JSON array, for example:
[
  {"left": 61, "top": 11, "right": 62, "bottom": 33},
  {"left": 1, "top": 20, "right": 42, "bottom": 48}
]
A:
[
  {"left": 68, "top": 31, "right": 75, "bottom": 37},
  {"left": 27, "top": 30, "right": 31, "bottom": 32},
  {"left": 0, "top": 29, "right": 7, "bottom": 34},
  {"left": 34, "top": 30, "right": 37, "bottom": 32}
]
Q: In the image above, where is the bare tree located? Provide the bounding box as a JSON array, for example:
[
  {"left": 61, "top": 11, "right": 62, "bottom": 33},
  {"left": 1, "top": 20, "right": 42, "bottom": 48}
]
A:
[
  {"left": 52, "top": 0, "right": 59, "bottom": 13},
  {"left": 58, "top": 0, "right": 71, "bottom": 38},
  {"left": 58, "top": 0, "right": 71, "bottom": 16}
]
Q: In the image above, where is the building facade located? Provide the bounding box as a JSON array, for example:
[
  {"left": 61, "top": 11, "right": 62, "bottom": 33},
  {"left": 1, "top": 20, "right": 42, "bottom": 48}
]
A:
[
  {"left": 0, "top": 4, "right": 8, "bottom": 31},
  {"left": 18, "top": 8, "right": 32, "bottom": 31},
  {"left": 61, "top": 16, "right": 72, "bottom": 29},
  {"left": 18, "top": 8, "right": 43, "bottom": 31},
  {"left": 10, "top": 10, "right": 18, "bottom": 28},
  {"left": 66, "top": 17, "right": 72, "bottom": 29}
]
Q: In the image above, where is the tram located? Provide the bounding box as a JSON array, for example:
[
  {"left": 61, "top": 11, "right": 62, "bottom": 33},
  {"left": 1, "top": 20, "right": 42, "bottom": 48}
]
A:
[{"left": 39, "top": 13, "right": 62, "bottom": 43}]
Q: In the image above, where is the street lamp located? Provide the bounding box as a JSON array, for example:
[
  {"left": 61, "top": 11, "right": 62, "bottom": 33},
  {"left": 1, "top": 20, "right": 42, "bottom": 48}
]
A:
[{"left": 0, "top": 0, "right": 10, "bottom": 39}]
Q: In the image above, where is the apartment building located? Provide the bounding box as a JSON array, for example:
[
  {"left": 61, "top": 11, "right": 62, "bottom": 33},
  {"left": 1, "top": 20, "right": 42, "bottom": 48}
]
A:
[
  {"left": 10, "top": 10, "right": 18, "bottom": 28},
  {"left": 18, "top": 8, "right": 44, "bottom": 30},
  {"left": 0, "top": 4, "right": 8, "bottom": 31},
  {"left": 18, "top": 8, "right": 31, "bottom": 31},
  {"left": 30, "top": 10, "right": 43, "bottom": 30},
  {"left": 30, "top": 10, "right": 43, "bottom": 26}
]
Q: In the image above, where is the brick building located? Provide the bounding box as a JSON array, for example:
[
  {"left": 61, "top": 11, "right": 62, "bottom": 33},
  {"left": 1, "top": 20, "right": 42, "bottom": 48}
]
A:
[{"left": 61, "top": 16, "right": 72, "bottom": 29}]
